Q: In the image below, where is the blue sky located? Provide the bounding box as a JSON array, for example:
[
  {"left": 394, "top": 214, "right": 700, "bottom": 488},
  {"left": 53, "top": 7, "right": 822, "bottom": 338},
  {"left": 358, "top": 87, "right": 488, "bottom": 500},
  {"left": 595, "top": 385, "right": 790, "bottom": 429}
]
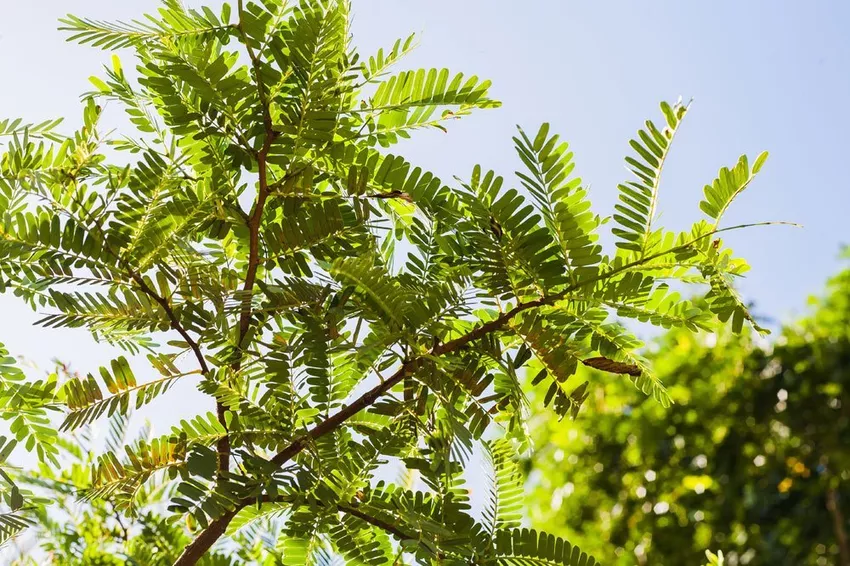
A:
[{"left": 1, "top": 1, "right": 848, "bottom": 440}]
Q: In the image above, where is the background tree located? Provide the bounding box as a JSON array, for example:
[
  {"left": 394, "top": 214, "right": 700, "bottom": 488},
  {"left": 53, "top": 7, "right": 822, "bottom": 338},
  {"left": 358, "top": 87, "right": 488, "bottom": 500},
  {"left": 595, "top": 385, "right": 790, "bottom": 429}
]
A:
[
  {"left": 0, "top": 0, "right": 787, "bottom": 563},
  {"left": 526, "top": 261, "right": 850, "bottom": 566}
]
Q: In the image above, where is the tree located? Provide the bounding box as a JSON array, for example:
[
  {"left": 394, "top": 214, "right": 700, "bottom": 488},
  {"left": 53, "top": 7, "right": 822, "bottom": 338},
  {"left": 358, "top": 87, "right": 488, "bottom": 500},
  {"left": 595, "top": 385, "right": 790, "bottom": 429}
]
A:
[
  {"left": 525, "top": 263, "right": 850, "bottom": 566},
  {"left": 0, "top": 0, "right": 785, "bottom": 563}
]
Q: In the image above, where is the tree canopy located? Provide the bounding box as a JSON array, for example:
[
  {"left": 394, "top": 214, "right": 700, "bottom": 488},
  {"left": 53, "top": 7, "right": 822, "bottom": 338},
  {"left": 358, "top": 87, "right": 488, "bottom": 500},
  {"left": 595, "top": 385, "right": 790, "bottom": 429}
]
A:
[
  {"left": 526, "top": 261, "right": 850, "bottom": 565},
  {"left": 0, "top": 0, "right": 786, "bottom": 563}
]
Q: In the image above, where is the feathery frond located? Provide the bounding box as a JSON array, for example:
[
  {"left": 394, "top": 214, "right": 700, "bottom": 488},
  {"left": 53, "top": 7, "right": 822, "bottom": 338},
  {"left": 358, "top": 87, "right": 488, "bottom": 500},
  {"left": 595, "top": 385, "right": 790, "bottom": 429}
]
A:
[{"left": 613, "top": 99, "right": 688, "bottom": 255}]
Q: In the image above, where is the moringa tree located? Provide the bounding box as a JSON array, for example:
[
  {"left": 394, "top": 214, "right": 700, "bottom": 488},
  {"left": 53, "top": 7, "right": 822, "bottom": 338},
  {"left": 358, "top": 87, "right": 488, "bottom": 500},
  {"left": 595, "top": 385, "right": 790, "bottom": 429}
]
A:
[{"left": 0, "top": 0, "right": 788, "bottom": 563}]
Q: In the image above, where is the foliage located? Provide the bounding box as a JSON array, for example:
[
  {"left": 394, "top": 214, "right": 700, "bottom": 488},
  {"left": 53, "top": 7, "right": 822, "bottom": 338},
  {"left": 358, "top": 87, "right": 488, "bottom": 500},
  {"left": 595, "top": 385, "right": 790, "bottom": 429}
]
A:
[
  {"left": 525, "top": 264, "right": 850, "bottom": 565},
  {"left": 5, "top": 416, "right": 247, "bottom": 565},
  {"left": 0, "top": 0, "right": 783, "bottom": 563},
  {"left": 0, "top": 343, "right": 58, "bottom": 547}
]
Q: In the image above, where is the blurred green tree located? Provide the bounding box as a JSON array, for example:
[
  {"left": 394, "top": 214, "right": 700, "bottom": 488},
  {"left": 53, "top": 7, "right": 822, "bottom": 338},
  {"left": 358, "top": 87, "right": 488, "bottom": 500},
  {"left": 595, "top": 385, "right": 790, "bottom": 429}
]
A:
[{"left": 526, "top": 263, "right": 850, "bottom": 566}]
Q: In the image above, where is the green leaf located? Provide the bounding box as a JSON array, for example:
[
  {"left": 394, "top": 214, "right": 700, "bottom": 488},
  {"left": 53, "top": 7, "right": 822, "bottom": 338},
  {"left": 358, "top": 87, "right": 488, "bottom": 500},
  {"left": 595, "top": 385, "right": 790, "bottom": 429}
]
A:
[
  {"left": 493, "top": 528, "right": 599, "bottom": 566},
  {"left": 60, "top": 357, "right": 185, "bottom": 431},
  {"left": 700, "top": 153, "right": 768, "bottom": 226},
  {"left": 613, "top": 99, "right": 689, "bottom": 255}
]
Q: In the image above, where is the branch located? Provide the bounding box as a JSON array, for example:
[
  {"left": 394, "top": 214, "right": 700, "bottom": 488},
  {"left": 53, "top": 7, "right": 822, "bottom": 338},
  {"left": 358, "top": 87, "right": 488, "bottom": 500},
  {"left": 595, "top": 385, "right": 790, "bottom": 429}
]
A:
[
  {"left": 270, "top": 361, "right": 420, "bottom": 467},
  {"left": 173, "top": 221, "right": 795, "bottom": 564},
  {"left": 238, "top": 0, "right": 272, "bottom": 134},
  {"left": 211, "top": 0, "right": 280, "bottom": 476},
  {"left": 237, "top": 155, "right": 270, "bottom": 341},
  {"left": 172, "top": 499, "right": 416, "bottom": 566},
  {"left": 173, "top": 508, "right": 239, "bottom": 565},
  {"left": 54, "top": 180, "right": 213, "bottom": 379},
  {"left": 171, "top": 304, "right": 550, "bottom": 565},
  {"left": 132, "top": 274, "right": 209, "bottom": 375},
  {"left": 233, "top": 0, "right": 276, "bottom": 356}
]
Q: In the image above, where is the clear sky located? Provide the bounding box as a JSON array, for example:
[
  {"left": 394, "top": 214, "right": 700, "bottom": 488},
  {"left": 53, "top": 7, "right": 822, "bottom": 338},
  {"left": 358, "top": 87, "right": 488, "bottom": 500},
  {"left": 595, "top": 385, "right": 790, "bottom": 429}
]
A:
[{"left": 1, "top": 1, "right": 848, "bottom": 443}]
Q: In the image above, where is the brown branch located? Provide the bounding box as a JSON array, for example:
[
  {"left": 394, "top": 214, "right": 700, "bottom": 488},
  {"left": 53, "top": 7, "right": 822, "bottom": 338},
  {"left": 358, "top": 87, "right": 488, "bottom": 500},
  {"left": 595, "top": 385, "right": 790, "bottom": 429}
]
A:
[
  {"left": 171, "top": 498, "right": 415, "bottom": 566},
  {"left": 269, "top": 361, "right": 420, "bottom": 467},
  {"left": 168, "top": 268, "right": 629, "bottom": 565},
  {"left": 171, "top": 362, "right": 419, "bottom": 565},
  {"left": 172, "top": 212, "right": 781, "bottom": 565},
  {"left": 582, "top": 356, "right": 641, "bottom": 376},
  {"left": 173, "top": 508, "right": 238, "bottom": 566},
  {"left": 169, "top": 311, "right": 529, "bottom": 565},
  {"left": 209, "top": 0, "right": 280, "bottom": 477},
  {"left": 220, "top": 143, "right": 271, "bottom": 473},
  {"left": 130, "top": 266, "right": 232, "bottom": 475},
  {"left": 58, "top": 176, "right": 213, "bottom": 380},
  {"left": 132, "top": 268, "right": 232, "bottom": 477},
  {"left": 237, "top": 156, "right": 270, "bottom": 341},
  {"left": 56, "top": 186, "right": 213, "bottom": 380},
  {"left": 132, "top": 274, "right": 209, "bottom": 375}
]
